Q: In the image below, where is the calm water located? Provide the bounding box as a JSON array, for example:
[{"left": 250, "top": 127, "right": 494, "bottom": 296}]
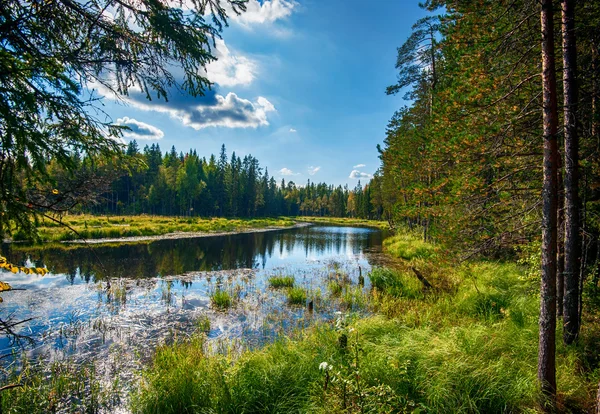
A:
[{"left": 0, "top": 224, "right": 387, "bottom": 388}]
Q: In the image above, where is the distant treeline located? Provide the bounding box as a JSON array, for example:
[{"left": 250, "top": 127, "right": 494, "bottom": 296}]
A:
[{"left": 68, "top": 142, "right": 383, "bottom": 220}]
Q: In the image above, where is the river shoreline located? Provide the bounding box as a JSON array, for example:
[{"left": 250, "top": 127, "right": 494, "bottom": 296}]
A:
[{"left": 62, "top": 222, "right": 313, "bottom": 245}]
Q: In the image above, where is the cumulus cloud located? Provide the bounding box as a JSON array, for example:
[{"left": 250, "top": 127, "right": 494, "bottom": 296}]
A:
[
  {"left": 116, "top": 117, "right": 164, "bottom": 140},
  {"left": 206, "top": 39, "right": 256, "bottom": 87},
  {"left": 233, "top": 0, "right": 296, "bottom": 25},
  {"left": 176, "top": 93, "right": 275, "bottom": 129},
  {"left": 353, "top": 163, "right": 366, "bottom": 168},
  {"left": 279, "top": 168, "right": 299, "bottom": 176},
  {"left": 308, "top": 166, "right": 320, "bottom": 176},
  {"left": 96, "top": 81, "right": 276, "bottom": 130},
  {"left": 289, "top": 128, "right": 297, "bottom": 133},
  {"left": 349, "top": 170, "right": 373, "bottom": 179}
]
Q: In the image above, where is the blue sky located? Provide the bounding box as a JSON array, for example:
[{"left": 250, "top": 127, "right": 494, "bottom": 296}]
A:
[{"left": 100, "top": 0, "right": 429, "bottom": 186}]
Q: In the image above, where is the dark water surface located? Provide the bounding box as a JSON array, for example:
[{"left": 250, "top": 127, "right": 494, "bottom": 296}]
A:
[{"left": 0, "top": 224, "right": 387, "bottom": 396}]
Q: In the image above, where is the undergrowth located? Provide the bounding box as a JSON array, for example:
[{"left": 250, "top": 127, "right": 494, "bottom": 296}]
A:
[{"left": 131, "top": 233, "right": 600, "bottom": 413}]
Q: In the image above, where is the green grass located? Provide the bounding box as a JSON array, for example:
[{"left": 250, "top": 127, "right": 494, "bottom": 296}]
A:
[
  {"left": 383, "top": 232, "right": 438, "bottom": 261},
  {"left": 286, "top": 286, "right": 307, "bottom": 305},
  {"left": 20, "top": 215, "right": 297, "bottom": 242},
  {"left": 293, "top": 216, "right": 390, "bottom": 230},
  {"left": 131, "top": 234, "right": 600, "bottom": 413},
  {"left": 268, "top": 276, "right": 295, "bottom": 288},
  {"left": 368, "top": 267, "right": 424, "bottom": 299},
  {"left": 0, "top": 359, "right": 120, "bottom": 413},
  {"left": 210, "top": 289, "right": 232, "bottom": 310}
]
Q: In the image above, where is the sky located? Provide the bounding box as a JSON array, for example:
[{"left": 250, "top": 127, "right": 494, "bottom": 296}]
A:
[{"left": 99, "top": 0, "right": 429, "bottom": 187}]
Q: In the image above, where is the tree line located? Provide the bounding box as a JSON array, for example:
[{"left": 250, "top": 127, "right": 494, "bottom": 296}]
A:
[
  {"left": 377, "top": 0, "right": 600, "bottom": 409},
  {"left": 61, "top": 142, "right": 382, "bottom": 220}
]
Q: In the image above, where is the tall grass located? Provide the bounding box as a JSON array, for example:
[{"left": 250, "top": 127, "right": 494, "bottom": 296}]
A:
[
  {"left": 1, "top": 359, "right": 120, "bottom": 413},
  {"left": 131, "top": 234, "right": 600, "bottom": 413},
  {"left": 293, "top": 216, "right": 390, "bottom": 230},
  {"left": 210, "top": 289, "right": 232, "bottom": 310},
  {"left": 286, "top": 286, "right": 307, "bottom": 305},
  {"left": 268, "top": 275, "right": 295, "bottom": 288},
  {"left": 20, "top": 215, "right": 296, "bottom": 242}
]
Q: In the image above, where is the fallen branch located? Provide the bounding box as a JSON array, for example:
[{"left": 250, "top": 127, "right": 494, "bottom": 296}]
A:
[{"left": 410, "top": 266, "right": 434, "bottom": 290}]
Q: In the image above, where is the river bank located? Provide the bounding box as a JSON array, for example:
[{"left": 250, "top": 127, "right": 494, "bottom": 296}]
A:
[
  {"left": 131, "top": 233, "right": 600, "bottom": 413},
  {"left": 10, "top": 216, "right": 299, "bottom": 243},
  {"left": 2, "top": 230, "right": 599, "bottom": 413}
]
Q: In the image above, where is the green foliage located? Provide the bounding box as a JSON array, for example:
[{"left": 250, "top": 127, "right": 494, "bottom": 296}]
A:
[
  {"left": 383, "top": 233, "right": 438, "bottom": 261},
  {"left": 287, "top": 287, "right": 307, "bottom": 305},
  {"left": 133, "top": 257, "right": 597, "bottom": 413},
  {"left": 195, "top": 315, "right": 211, "bottom": 333},
  {"left": 1, "top": 359, "right": 119, "bottom": 413},
  {"left": 0, "top": 0, "right": 246, "bottom": 240},
  {"left": 210, "top": 289, "right": 232, "bottom": 310},
  {"left": 268, "top": 276, "right": 295, "bottom": 288},
  {"left": 368, "top": 267, "right": 424, "bottom": 299},
  {"left": 31, "top": 215, "right": 296, "bottom": 242},
  {"left": 328, "top": 280, "right": 344, "bottom": 296}
]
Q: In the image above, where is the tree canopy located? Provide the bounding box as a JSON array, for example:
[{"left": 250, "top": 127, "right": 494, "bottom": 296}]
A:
[{"left": 0, "top": 0, "right": 245, "bottom": 238}]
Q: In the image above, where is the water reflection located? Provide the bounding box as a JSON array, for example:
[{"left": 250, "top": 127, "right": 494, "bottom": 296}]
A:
[
  {"left": 0, "top": 225, "right": 387, "bottom": 400},
  {"left": 1, "top": 225, "right": 386, "bottom": 283}
]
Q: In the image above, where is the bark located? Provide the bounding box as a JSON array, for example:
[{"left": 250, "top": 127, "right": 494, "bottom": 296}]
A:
[
  {"left": 596, "top": 380, "right": 600, "bottom": 414},
  {"left": 593, "top": 37, "right": 599, "bottom": 141},
  {"left": 539, "top": 0, "right": 558, "bottom": 403},
  {"left": 557, "top": 151, "right": 564, "bottom": 318},
  {"left": 561, "top": 0, "right": 581, "bottom": 345}
]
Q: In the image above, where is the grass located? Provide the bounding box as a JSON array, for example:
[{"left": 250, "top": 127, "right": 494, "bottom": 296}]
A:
[
  {"left": 17, "top": 215, "right": 297, "bottom": 242},
  {"left": 131, "top": 233, "right": 600, "bottom": 413},
  {"left": 293, "top": 216, "right": 390, "bottom": 230},
  {"left": 286, "top": 286, "right": 307, "bottom": 305},
  {"left": 210, "top": 289, "right": 232, "bottom": 310},
  {"left": 368, "top": 267, "right": 424, "bottom": 299},
  {"left": 383, "top": 232, "right": 438, "bottom": 261},
  {"left": 268, "top": 275, "right": 295, "bottom": 288},
  {"left": 0, "top": 358, "right": 120, "bottom": 413}
]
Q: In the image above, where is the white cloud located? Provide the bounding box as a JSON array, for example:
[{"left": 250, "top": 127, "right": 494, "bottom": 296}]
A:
[
  {"left": 233, "top": 0, "right": 296, "bottom": 26},
  {"left": 279, "top": 167, "right": 299, "bottom": 176},
  {"left": 349, "top": 170, "right": 373, "bottom": 179},
  {"left": 116, "top": 117, "right": 164, "bottom": 140},
  {"left": 98, "top": 84, "right": 276, "bottom": 130},
  {"left": 206, "top": 39, "right": 256, "bottom": 87},
  {"left": 177, "top": 93, "right": 275, "bottom": 129},
  {"left": 289, "top": 128, "right": 297, "bottom": 133},
  {"left": 308, "top": 166, "right": 320, "bottom": 176},
  {"left": 353, "top": 163, "right": 366, "bottom": 168}
]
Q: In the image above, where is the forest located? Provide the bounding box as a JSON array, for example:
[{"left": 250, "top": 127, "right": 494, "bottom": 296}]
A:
[
  {"left": 1, "top": 0, "right": 600, "bottom": 412},
  {"left": 52, "top": 142, "right": 380, "bottom": 219}
]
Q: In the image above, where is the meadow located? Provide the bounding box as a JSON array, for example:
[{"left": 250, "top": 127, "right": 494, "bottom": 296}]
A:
[{"left": 15, "top": 215, "right": 296, "bottom": 242}]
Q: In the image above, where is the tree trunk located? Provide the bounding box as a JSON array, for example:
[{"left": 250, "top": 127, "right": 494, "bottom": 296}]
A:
[
  {"left": 557, "top": 150, "right": 564, "bottom": 318},
  {"left": 539, "top": 0, "right": 559, "bottom": 404},
  {"left": 596, "top": 380, "right": 600, "bottom": 414},
  {"left": 592, "top": 36, "right": 599, "bottom": 142},
  {"left": 561, "top": 0, "right": 581, "bottom": 345}
]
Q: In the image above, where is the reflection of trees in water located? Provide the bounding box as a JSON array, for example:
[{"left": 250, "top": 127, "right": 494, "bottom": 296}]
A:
[{"left": 2, "top": 227, "right": 384, "bottom": 282}]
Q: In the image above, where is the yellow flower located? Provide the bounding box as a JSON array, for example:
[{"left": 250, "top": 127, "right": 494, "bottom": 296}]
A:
[{"left": 52, "top": 189, "right": 59, "bottom": 194}]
